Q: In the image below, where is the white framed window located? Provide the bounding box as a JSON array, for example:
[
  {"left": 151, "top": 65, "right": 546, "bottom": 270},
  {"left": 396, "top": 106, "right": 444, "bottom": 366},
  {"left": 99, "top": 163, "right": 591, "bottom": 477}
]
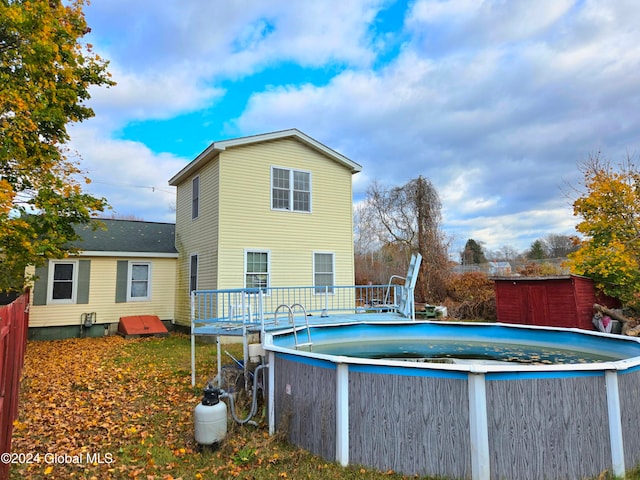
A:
[
  {"left": 128, "top": 262, "right": 151, "bottom": 301},
  {"left": 245, "top": 250, "right": 270, "bottom": 291},
  {"left": 189, "top": 254, "right": 198, "bottom": 293},
  {"left": 47, "top": 260, "right": 78, "bottom": 304},
  {"left": 314, "top": 252, "right": 334, "bottom": 294},
  {"left": 271, "top": 167, "right": 311, "bottom": 212},
  {"left": 192, "top": 176, "right": 200, "bottom": 219}
]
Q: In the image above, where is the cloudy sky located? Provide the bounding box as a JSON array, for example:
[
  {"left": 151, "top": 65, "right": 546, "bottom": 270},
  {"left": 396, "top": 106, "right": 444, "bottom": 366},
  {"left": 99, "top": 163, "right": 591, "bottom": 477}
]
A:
[{"left": 69, "top": 0, "right": 640, "bottom": 256}]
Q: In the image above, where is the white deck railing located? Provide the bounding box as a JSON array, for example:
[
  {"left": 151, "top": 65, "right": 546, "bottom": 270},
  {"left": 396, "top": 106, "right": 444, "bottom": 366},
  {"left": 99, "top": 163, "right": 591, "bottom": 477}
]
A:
[
  {"left": 190, "top": 284, "right": 404, "bottom": 334},
  {"left": 189, "top": 283, "right": 405, "bottom": 386}
]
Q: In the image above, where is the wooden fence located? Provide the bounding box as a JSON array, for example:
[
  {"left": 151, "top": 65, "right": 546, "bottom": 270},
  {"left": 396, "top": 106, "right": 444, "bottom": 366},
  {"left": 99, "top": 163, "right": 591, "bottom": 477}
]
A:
[{"left": 0, "top": 291, "right": 29, "bottom": 479}]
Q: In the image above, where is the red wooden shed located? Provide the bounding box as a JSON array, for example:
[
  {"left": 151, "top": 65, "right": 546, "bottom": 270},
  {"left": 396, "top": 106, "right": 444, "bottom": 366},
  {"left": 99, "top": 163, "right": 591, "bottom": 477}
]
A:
[{"left": 492, "top": 275, "right": 620, "bottom": 331}]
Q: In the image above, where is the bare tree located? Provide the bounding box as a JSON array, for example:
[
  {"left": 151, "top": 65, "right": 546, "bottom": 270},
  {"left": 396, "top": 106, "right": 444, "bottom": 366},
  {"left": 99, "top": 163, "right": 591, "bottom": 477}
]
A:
[
  {"left": 544, "top": 233, "right": 579, "bottom": 258},
  {"left": 360, "top": 176, "right": 450, "bottom": 302},
  {"left": 487, "top": 245, "right": 520, "bottom": 262}
]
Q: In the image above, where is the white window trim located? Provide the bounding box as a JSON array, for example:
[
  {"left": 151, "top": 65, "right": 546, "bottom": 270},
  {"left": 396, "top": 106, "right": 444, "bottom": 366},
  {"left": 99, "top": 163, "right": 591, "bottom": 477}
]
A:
[
  {"left": 270, "top": 166, "right": 312, "bottom": 213},
  {"left": 313, "top": 251, "right": 335, "bottom": 295},
  {"left": 47, "top": 260, "right": 78, "bottom": 305},
  {"left": 127, "top": 261, "right": 152, "bottom": 302},
  {"left": 189, "top": 254, "right": 199, "bottom": 293},
  {"left": 244, "top": 249, "right": 271, "bottom": 292}
]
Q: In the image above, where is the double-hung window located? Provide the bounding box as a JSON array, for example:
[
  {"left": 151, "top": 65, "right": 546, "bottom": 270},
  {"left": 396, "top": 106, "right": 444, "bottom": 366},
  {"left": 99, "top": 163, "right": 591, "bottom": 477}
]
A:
[
  {"left": 128, "top": 262, "right": 151, "bottom": 301},
  {"left": 189, "top": 254, "right": 198, "bottom": 293},
  {"left": 245, "top": 251, "right": 269, "bottom": 291},
  {"left": 314, "top": 252, "right": 334, "bottom": 294},
  {"left": 48, "top": 261, "right": 78, "bottom": 304},
  {"left": 192, "top": 176, "right": 200, "bottom": 219},
  {"left": 272, "top": 167, "right": 311, "bottom": 212}
]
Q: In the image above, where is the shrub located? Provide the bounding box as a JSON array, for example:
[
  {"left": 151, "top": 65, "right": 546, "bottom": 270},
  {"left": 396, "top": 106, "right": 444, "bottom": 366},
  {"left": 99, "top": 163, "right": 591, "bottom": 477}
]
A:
[{"left": 444, "top": 272, "right": 496, "bottom": 321}]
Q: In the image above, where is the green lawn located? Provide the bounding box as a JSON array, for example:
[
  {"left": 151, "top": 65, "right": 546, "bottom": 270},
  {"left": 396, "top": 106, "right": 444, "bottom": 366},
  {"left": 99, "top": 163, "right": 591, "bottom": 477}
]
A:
[
  {"left": 9, "top": 334, "right": 429, "bottom": 479},
  {"left": 9, "top": 334, "right": 639, "bottom": 480}
]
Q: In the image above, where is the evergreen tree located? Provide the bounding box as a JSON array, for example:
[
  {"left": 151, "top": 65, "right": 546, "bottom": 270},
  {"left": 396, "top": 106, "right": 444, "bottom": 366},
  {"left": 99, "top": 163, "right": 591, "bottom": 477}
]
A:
[
  {"left": 527, "top": 240, "right": 547, "bottom": 260},
  {"left": 461, "top": 238, "right": 487, "bottom": 264}
]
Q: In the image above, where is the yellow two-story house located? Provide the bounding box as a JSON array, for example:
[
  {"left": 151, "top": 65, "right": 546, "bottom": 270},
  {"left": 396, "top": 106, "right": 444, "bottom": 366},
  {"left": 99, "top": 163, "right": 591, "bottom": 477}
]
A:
[{"left": 169, "top": 129, "right": 362, "bottom": 326}]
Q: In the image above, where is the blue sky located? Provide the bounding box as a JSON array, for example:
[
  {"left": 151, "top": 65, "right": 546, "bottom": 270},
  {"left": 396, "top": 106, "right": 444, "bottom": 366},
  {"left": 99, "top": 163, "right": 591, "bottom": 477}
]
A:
[{"left": 68, "top": 0, "right": 640, "bottom": 257}]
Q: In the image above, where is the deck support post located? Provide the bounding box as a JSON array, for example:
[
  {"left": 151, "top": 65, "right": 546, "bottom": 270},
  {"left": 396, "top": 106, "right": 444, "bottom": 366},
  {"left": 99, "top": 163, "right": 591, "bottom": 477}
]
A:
[
  {"left": 190, "top": 291, "right": 196, "bottom": 387},
  {"left": 606, "top": 370, "right": 625, "bottom": 477},
  {"left": 216, "top": 335, "right": 222, "bottom": 388},
  {"left": 336, "top": 363, "right": 349, "bottom": 466},
  {"left": 468, "top": 372, "right": 490, "bottom": 480}
]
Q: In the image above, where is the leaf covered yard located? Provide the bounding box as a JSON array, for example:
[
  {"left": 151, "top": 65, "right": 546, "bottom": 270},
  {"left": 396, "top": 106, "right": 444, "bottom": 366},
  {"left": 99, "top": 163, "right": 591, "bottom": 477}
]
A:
[{"left": 9, "top": 335, "right": 419, "bottom": 480}]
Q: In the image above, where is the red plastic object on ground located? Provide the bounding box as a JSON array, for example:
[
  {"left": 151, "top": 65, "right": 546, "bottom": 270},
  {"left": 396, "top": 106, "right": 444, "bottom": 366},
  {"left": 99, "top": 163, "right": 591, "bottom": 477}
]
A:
[{"left": 118, "top": 315, "right": 169, "bottom": 338}]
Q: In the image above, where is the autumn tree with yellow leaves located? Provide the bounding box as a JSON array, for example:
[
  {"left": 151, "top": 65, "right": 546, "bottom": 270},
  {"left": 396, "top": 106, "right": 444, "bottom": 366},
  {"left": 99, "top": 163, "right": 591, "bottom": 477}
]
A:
[
  {"left": 568, "top": 155, "right": 640, "bottom": 310},
  {"left": 0, "top": 0, "right": 113, "bottom": 291}
]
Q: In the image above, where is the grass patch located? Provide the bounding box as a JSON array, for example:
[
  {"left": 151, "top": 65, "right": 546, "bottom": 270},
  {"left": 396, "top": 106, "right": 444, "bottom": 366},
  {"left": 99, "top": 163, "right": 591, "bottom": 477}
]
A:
[
  {"left": 9, "top": 333, "right": 640, "bottom": 479},
  {"left": 9, "top": 334, "right": 423, "bottom": 480}
]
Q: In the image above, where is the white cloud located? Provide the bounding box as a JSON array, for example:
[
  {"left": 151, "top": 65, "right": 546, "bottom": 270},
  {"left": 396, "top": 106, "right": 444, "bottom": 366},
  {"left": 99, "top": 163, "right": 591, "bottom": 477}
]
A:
[
  {"left": 440, "top": 170, "right": 500, "bottom": 216},
  {"left": 88, "top": 67, "right": 224, "bottom": 126},
  {"left": 68, "top": 125, "right": 185, "bottom": 222},
  {"left": 448, "top": 206, "right": 577, "bottom": 253},
  {"left": 85, "top": 0, "right": 384, "bottom": 76},
  {"left": 64, "top": 0, "right": 640, "bottom": 253},
  {"left": 80, "top": 0, "right": 387, "bottom": 126},
  {"left": 229, "top": 0, "right": 640, "bottom": 252},
  {"left": 407, "top": 0, "right": 574, "bottom": 47}
]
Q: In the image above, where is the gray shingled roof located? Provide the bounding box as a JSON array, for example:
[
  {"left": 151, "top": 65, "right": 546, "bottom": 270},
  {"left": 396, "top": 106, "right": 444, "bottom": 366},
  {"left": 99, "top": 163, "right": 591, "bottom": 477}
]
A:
[{"left": 72, "top": 219, "right": 177, "bottom": 254}]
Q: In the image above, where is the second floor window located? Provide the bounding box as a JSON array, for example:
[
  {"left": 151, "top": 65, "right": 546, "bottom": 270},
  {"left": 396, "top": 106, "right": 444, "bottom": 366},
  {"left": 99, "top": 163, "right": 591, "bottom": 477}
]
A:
[
  {"left": 272, "top": 167, "right": 311, "bottom": 212},
  {"left": 192, "top": 176, "right": 200, "bottom": 219}
]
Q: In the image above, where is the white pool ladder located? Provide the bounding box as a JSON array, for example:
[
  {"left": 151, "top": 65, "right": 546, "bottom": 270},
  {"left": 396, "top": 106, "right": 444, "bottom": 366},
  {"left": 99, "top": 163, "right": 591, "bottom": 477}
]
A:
[
  {"left": 381, "top": 253, "right": 422, "bottom": 318},
  {"left": 273, "top": 303, "right": 313, "bottom": 350}
]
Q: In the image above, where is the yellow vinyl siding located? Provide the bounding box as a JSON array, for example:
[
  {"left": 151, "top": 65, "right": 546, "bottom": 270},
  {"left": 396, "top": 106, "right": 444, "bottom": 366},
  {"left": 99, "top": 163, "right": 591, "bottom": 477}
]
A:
[
  {"left": 172, "top": 135, "right": 357, "bottom": 326},
  {"left": 217, "top": 138, "right": 354, "bottom": 289},
  {"left": 174, "top": 158, "right": 220, "bottom": 324},
  {"left": 28, "top": 257, "right": 176, "bottom": 328}
]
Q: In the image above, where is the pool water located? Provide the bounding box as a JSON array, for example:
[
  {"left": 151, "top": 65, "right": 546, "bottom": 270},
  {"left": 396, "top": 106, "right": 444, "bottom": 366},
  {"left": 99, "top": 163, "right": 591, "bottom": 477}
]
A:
[{"left": 309, "top": 339, "right": 620, "bottom": 365}]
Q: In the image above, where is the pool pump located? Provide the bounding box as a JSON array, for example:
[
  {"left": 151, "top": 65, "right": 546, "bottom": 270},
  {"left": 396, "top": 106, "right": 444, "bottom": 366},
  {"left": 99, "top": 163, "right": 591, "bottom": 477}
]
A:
[{"left": 194, "top": 383, "right": 227, "bottom": 448}]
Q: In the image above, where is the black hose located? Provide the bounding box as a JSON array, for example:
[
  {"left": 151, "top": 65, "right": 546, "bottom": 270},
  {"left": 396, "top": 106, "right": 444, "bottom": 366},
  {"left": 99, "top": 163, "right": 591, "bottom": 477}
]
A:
[{"left": 221, "top": 363, "right": 267, "bottom": 425}]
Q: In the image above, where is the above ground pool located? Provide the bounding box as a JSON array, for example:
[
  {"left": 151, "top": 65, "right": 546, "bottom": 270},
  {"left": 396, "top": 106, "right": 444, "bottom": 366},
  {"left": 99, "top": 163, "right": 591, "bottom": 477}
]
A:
[
  {"left": 294, "top": 322, "right": 640, "bottom": 365},
  {"left": 263, "top": 320, "right": 640, "bottom": 480}
]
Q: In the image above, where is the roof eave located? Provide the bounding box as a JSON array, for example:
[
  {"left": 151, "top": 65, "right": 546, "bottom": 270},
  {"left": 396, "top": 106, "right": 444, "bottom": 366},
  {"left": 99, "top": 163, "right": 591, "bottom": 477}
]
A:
[
  {"left": 214, "top": 129, "right": 362, "bottom": 173},
  {"left": 168, "top": 129, "right": 362, "bottom": 186},
  {"left": 168, "top": 145, "right": 224, "bottom": 186},
  {"left": 75, "top": 251, "right": 179, "bottom": 258}
]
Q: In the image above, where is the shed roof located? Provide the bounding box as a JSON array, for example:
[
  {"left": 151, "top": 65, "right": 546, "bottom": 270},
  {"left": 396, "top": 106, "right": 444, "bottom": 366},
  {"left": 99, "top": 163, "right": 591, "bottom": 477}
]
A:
[
  {"left": 72, "top": 219, "right": 177, "bottom": 256},
  {"left": 490, "top": 275, "right": 585, "bottom": 281},
  {"left": 168, "top": 128, "right": 362, "bottom": 186}
]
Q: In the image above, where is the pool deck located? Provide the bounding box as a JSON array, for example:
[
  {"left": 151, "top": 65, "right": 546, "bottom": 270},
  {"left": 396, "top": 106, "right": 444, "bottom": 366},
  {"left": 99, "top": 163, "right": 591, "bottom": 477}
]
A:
[{"left": 193, "top": 310, "right": 417, "bottom": 337}]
